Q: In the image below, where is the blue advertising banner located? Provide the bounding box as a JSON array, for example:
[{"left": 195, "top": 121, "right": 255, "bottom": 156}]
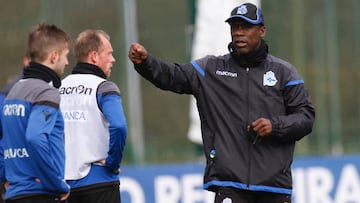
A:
[{"left": 120, "top": 155, "right": 360, "bottom": 203}]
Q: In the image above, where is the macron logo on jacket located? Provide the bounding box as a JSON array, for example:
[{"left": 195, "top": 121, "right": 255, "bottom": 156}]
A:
[
  {"left": 59, "top": 85, "right": 93, "bottom": 95},
  {"left": 216, "top": 70, "right": 238, "bottom": 77},
  {"left": 3, "top": 104, "right": 25, "bottom": 117}
]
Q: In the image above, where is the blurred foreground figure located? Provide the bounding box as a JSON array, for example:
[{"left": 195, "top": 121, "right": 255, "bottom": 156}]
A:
[{"left": 0, "top": 55, "right": 30, "bottom": 203}]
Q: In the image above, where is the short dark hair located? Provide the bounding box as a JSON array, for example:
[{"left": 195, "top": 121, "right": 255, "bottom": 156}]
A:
[{"left": 27, "top": 22, "right": 71, "bottom": 63}]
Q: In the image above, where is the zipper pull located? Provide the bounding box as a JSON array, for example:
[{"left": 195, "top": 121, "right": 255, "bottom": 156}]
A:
[
  {"left": 252, "top": 134, "right": 259, "bottom": 145},
  {"left": 247, "top": 124, "right": 258, "bottom": 144}
]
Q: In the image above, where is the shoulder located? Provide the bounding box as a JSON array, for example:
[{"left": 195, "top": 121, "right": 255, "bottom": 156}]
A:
[
  {"left": 266, "top": 54, "right": 303, "bottom": 82},
  {"left": 9, "top": 79, "right": 60, "bottom": 106},
  {"left": 266, "top": 54, "right": 295, "bottom": 70},
  {"left": 193, "top": 54, "right": 228, "bottom": 64},
  {"left": 192, "top": 54, "right": 230, "bottom": 71},
  {"left": 32, "top": 80, "right": 61, "bottom": 105},
  {"left": 98, "top": 81, "right": 121, "bottom": 95}
]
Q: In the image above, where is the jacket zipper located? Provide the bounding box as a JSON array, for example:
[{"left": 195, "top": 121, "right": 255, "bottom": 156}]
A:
[{"left": 245, "top": 67, "right": 251, "bottom": 190}]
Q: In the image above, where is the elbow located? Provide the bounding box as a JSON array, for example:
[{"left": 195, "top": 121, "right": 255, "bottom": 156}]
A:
[
  {"left": 25, "top": 132, "right": 40, "bottom": 147},
  {"left": 111, "top": 122, "right": 127, "bottom": 141}
]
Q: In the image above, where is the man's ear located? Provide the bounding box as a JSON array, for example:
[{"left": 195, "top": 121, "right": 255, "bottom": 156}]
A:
[
  {"left": 89, "top": 50, "right": 98, "bottom": 64},
  {"left": 260, "top": 26, "right": 266, "bottom": 38},
  {"left": 49, "top": 50, "right": 59, "bottom": 64}
]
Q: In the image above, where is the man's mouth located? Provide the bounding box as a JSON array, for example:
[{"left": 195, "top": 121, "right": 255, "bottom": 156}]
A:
[{"left": 234, "top": 40, "right": 247, "bottom": 48}]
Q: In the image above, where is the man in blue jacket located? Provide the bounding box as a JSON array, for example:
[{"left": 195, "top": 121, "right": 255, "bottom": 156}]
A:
[
  {"left": 128, "top": 3, "right": 315, "bottom": 203},
  {"left": 59, "top": 29, "right": 127, "bottom": 203},
  {"left": 0, "top": 23, "right": 71, "bottom": 202},
  {"left": 0, "top": 54, "right": 30, "bottom": 203}
]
